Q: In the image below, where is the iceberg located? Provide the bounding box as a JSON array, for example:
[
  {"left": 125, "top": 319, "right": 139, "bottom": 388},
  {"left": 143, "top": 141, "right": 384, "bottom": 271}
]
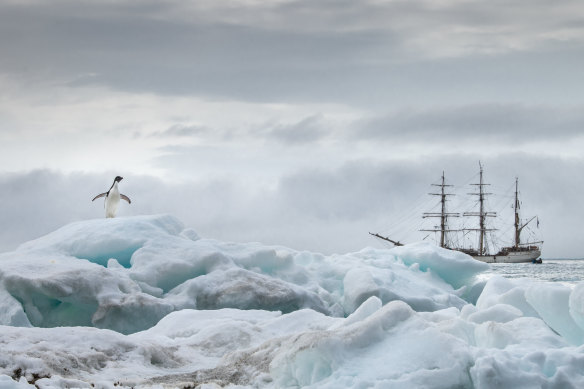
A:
[
  {"left": 0, "top": 215, "right": 583, "bottom": 388},
  {"left": 0, "top": 215, "right": 474, "bottom": 333}
]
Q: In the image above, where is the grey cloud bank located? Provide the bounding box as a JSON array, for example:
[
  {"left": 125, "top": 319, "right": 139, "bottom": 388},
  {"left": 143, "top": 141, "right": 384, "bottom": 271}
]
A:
[
  {"left": 357, "top": 104, "right": 584, "bottom": 143},
  {"left": 0, "top": 154, "right": 581, "bottom": 258},
  {"left": 1, "top": 0, "right": 584, "bottom": 257},
  {"left": 2, "top": 0, "right": 584, "bottom": 105}
]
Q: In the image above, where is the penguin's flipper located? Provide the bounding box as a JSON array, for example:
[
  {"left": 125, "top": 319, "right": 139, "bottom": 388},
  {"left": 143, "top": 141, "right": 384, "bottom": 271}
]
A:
[
  {"left": 92, "top": 192, "right": 107, "bottom": 201},
  {"left": 121, "top": 194, "right": 132, "bottom": 204}
]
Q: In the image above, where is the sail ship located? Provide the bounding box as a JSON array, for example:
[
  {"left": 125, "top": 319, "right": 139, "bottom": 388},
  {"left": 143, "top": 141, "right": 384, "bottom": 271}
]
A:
[{"left": 371, "top": 164, "right": 542, "bottom": 263}]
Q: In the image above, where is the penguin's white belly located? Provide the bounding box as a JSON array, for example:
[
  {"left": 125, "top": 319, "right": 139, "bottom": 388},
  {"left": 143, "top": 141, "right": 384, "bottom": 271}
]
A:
[{"left": 105, "top": 187, "right": 121, "bottom": 218}]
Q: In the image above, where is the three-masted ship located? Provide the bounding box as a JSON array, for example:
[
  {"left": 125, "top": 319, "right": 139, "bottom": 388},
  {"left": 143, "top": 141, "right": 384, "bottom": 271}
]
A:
[{"left": 371, "top": 164, "right": 542, "bottom": 263}]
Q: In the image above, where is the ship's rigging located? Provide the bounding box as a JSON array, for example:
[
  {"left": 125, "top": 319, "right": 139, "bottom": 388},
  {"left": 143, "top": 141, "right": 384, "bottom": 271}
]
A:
[{"left": 370, "top": 163, "right": 542, "bottom": 263}]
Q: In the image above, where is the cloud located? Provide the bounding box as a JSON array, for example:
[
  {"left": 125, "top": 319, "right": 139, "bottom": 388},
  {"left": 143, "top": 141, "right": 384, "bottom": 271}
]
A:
[
  {"left": 151, "top": 124, "right": 209, "bottom": 138},
  {"left": 1, "top": 154, "right": 583, "bottom": 258},
  {"left": 354, "top": 104, "right": 584, "bottom": 145},
  {"left": 2, "top": 0, "right": 584, "bottom": 260},
  {"left": 2, "top": 0, "right": 584, "bottom": 106},
  {"left": 264, "top": 114, "right": 329, "bottom": 144},
  {"left": 149, "top": 115, "right": 330, "bottom": 144}
]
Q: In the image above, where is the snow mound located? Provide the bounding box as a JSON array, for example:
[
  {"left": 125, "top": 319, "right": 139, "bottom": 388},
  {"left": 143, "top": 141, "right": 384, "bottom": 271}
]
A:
[
  {"left": 0, "top": 215, "right": 481, "bottom": 334},
  {"left": 1, "top": 297, "right": 582, "bottom": 388},
  {"left": 390, "top": 241, "right": 489, "bottom": 288},
  {"left": 477, "top": 275, "right": 584, "bottom": 346},
  {"left": 2, "top": 215, "right": 583, "bottom": 388}
]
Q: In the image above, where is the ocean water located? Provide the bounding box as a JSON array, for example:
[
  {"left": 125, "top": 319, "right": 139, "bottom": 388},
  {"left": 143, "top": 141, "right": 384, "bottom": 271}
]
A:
[{"left": 482, "top": 259, "right": 584, "bottom": 285}]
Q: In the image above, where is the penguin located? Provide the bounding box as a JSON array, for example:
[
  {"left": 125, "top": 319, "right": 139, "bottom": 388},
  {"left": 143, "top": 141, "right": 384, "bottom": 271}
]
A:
[{"left": 92, "top": 176, "right": 131, "bottom": 218}]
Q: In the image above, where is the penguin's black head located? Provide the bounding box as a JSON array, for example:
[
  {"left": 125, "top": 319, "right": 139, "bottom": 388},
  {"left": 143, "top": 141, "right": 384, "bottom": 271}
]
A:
[{"left": 115, "top": 176, "right": 123, "bottom": 182}]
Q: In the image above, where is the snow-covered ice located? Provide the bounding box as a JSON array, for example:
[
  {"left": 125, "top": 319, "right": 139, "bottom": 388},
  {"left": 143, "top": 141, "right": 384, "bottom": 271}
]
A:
[{"left": 0, "top": 215, "right": 583, "bottom": 388}]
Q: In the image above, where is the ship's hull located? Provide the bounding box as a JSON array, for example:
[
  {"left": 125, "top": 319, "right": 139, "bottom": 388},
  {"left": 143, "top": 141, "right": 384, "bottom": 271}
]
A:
[{"left": 471, "top": 249, "right": 541, "bottom": 264}]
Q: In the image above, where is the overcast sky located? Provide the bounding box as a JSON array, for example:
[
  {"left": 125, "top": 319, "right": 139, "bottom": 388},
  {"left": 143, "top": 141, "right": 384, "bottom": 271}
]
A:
[{"left": 1, "top": 0, "right": 584, "bottom": 257}]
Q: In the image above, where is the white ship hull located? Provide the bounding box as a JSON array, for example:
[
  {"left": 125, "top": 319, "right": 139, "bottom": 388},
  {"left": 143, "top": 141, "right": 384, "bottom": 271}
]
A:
[{"left": 472, "top": 249, "right": 541, "bottom": 264}]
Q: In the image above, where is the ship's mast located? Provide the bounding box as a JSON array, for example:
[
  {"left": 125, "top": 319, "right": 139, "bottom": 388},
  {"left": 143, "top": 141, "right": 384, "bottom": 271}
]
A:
[
  {"left": 421, "top": 171, "right": 459, "bottom": 248},
  {"left": 479, "top": 165, "right": 486, "bottom": 253},
  {"left": 464, "top": 162, "right": 496, "bottom": 255},
  {"left": 514, "top": 177, "right": 520, "bottom": 248},
  {"left": 513, "top": 177, "right": 539, "bottom": 249}
]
